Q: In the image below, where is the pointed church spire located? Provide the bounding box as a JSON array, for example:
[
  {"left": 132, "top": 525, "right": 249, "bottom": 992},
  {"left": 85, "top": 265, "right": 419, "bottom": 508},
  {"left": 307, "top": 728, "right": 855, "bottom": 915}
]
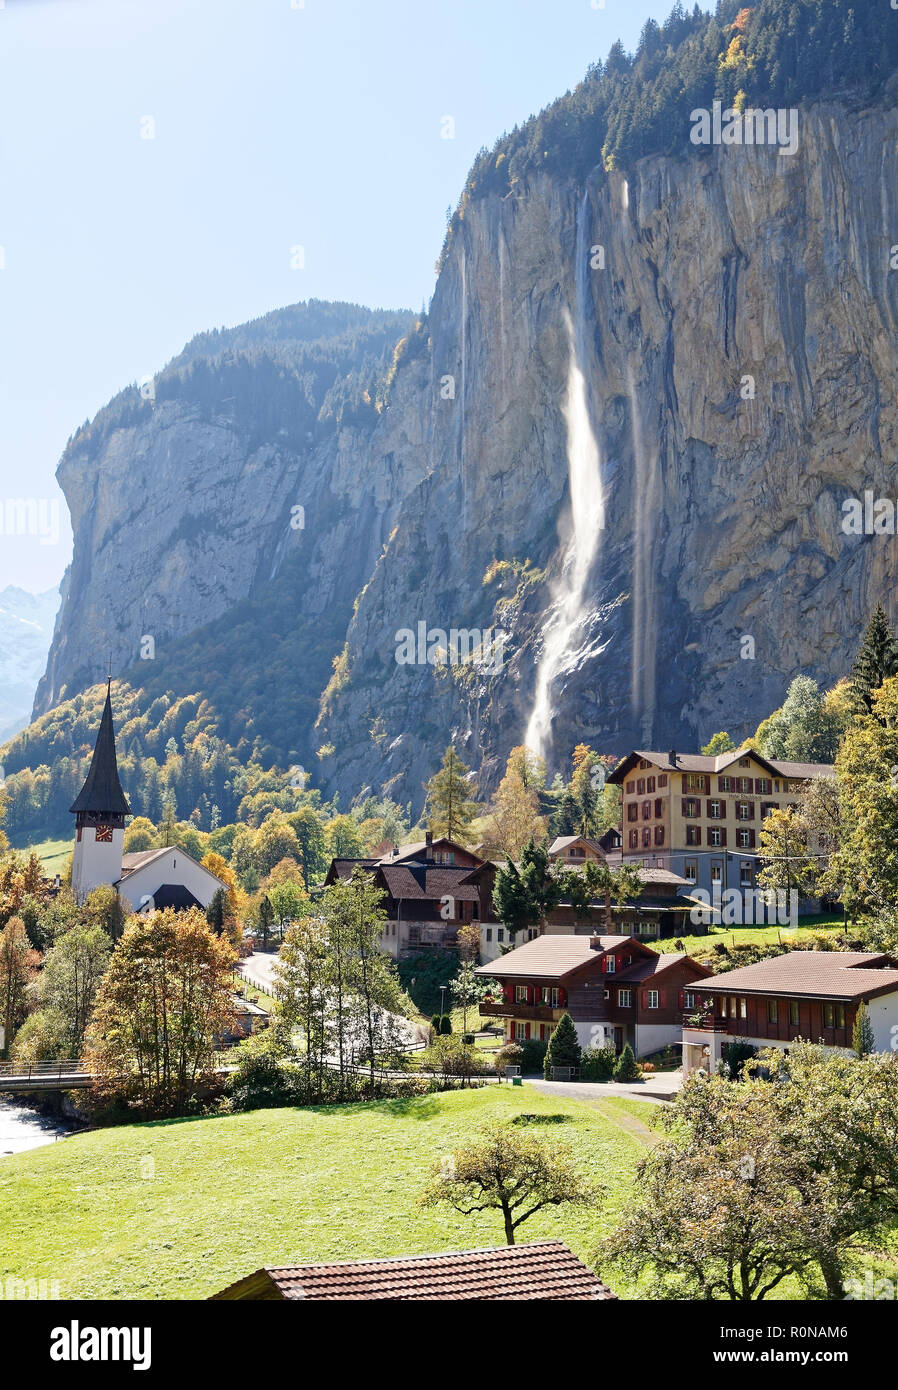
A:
[{"left": 69, "top": 680, "right": 131, "bottom": 818}]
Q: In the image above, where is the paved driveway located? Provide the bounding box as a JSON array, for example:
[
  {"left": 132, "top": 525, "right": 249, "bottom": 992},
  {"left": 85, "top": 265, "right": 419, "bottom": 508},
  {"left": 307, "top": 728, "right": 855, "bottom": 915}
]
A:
[
  {"left": 240, "top": 950, "right": 279, "bottom": 993},
  {"left": 525, "top": 1071, "right": 683, "bottom": 1106}
]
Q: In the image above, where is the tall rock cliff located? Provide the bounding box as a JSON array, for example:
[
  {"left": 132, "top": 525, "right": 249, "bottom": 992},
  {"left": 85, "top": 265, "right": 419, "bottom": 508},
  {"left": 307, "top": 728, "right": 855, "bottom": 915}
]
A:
[{"left": 34, "top": 81, "right": 898, "bottom": 810}]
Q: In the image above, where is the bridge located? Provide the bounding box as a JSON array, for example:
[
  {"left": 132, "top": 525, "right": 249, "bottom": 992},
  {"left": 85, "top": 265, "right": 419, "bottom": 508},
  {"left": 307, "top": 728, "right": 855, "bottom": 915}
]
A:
[{"left": 0, "top": 1060, "right": 95, "bottom": 1093}]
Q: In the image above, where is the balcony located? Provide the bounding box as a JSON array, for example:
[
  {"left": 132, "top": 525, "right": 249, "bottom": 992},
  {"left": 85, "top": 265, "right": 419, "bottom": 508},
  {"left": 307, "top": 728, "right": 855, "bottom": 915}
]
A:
[
  {"left": 682, "top": 1010, "right": 720, "bottom": 1032},
  {"left": 481, "top": 1000, "right": 564, "bottom": 1023}
]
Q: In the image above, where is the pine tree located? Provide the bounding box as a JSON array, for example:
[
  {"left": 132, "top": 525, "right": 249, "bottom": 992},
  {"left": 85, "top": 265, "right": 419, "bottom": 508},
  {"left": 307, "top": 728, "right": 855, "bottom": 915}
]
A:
[
  {"left": 543, "top": 1012, "right": 582, "bottom": 1077},
  {"left": 850, "top": 605, "right": 898, "bottom": 718},
  {"left": 425, "top": 746, "right": 479, "bottom": 844},
  {"left": 852, "top": 1002, "right": 875, "bottom": 1058},
  {"left": 613, "top": 1042, "right": 640, "bottom": 1082}
]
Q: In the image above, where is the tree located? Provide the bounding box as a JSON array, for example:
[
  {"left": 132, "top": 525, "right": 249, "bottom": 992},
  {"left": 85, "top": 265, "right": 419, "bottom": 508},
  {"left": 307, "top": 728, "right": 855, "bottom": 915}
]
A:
[
  {"left": 255, "top": 818, "right": 302, "bottom": 877},
  {"left": 612, "top": 1043, "right": 640, "bottom": 1082},
  {"left": 701, "top": 731, "right": 736, "bottom": 756},
  {"left": 457, "top": 921, "right": 481, "bottom": 963},
  {"left": 850, "top": 604, "right": 898, "bottom": 719},
  {"left": 35, "top": 924, "right": 111, "bottom": 1056},
  {"left": 543, "top": 1012, "right": 581, "bottom": 1077},
  {"left": 826, "top": 677, "right": 898, "bottom": 912},
  {"left": 123, "top": 817, "right": 159, "bottom": 853},
  {"left": 268, "top": 878, "right": 309, "bottom": 939},
  {"left": 87, "top": 908, "right": 236, "bottom": 1116},
  {"left": 0, "top": 916, "right": 39, "bottom": 1057},
  {"left": 158, "top": 793, "right": 178, "bottom": 848},
  {"left": 852, "top": 1002, "right": 874, "bottom": 1058},
  {"left": 479, "top": 760, "right": 547, "bottom": 861},
  {"left": 324, "top": 813, "right": 365, "bottom": 861},
  {"left": 322, "top": 868, "right": 406, "bottom": 1092},
  {"left": 561, "top": 858, "right": 643, "bottom": 935},
  {"left": 754, "top": 676, "right": 846, "bottom": 763},
  {"left": 256, "top": 895, "right": 275, "bottom": 950},
  {"left": 83, "top": 884, "right": 126, "bottom": 941},
  {"left": 205, "top": 888, "right": 229, "bottom": 936},
  {"left": 450, "top": 957, "right": 482, "bottom": 1034},
  {"left": 757, "top": 806, "right": 817, "bottom": 903},
  {"left": 275, "top": 915, "right": 330, "bottom": 1093},
  {"left": 201, "top": 852, "right": 239, "bottom": 915},
  {"left": 419, "top": 1122, "right": 600, "bottom": 1245},
  {"left": 425, "top": 746, "right": 479, "bottom": 844},
  {"left": 598, "top": 1076, "right": 824, "bottom": 1300}
]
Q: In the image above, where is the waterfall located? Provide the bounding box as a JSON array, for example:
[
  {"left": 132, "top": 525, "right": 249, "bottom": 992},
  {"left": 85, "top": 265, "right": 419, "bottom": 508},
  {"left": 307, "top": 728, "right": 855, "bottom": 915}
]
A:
[{"left": 525, "top": 191, "right": 605, "bottom": 765}]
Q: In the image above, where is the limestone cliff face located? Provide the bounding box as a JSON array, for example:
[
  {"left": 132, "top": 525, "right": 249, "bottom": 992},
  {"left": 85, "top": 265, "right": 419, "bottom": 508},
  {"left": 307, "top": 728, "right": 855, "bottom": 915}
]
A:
[{"left": 38, "top": 90, "right": 898, "bottom": 806}]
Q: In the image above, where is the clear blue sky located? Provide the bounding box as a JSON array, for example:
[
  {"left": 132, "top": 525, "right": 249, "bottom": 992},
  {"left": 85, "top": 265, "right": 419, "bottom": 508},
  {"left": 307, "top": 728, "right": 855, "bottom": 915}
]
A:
[{"left": 0, "top": 0, "right": 679, "bottom": 591}]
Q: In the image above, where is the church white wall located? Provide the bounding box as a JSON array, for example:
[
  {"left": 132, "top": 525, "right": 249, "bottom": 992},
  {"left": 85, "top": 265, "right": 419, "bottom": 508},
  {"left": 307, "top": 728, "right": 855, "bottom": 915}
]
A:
[
  {"left": 117, "top": 849, "right": 223, "bottom": 911},
  {"left": 72, "top": 827, "right": 125, "bottom": 902}
]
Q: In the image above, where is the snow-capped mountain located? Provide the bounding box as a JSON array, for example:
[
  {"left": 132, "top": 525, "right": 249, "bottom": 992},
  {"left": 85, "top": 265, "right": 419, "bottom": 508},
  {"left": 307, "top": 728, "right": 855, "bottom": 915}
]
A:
[{"left": 0, "top": 587, "right": 60, "bottom": 743}]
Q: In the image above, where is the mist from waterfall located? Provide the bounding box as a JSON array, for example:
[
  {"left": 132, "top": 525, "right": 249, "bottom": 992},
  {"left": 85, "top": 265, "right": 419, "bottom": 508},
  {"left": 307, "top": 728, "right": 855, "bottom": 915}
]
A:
[{"left": 525, "top": 192, "right": 605, "bottom": 765}]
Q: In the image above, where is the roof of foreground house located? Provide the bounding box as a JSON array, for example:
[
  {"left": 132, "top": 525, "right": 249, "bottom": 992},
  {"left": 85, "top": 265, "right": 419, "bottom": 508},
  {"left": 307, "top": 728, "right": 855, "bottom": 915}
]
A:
[
  {"left": 695, "top": 951, "right": 898, "bottom": 1001},
  {"left": 474, "top": 934, "right": 633, "bottom": 980},
  {"left": 209, "top": 1240, "right": 615, "bottom": 1301}
]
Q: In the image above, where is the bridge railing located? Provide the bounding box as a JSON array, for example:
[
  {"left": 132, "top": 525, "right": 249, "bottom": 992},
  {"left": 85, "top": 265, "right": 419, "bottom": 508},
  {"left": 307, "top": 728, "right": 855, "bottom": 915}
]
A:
[{"left": 0, "top": 1059, "right": 91, "bottom": 1080}]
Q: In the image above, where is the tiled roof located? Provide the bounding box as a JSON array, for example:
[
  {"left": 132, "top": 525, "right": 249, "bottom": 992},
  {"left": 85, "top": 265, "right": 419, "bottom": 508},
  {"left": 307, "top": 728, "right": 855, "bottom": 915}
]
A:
[
  {"left": 378, "top": 864, "right": 480, "bottom": 902},
  {"left": 696, "top": 951, "right": 898, "bottom": 1001},
  {"left": 608, "top": 746, "right": 833, "bottom": 781},
  {"left": 210, "top": 1241, "right": 615, "bottom": 1301},
  {"left": 327, "top": 858, "right": 379, "bottom": 881},
  {"left": 616, "top": 953, "right": 710, "bottom": 982},
  {"left": 549, "top": 836, "right": 607, "bottom": 856},
  {"left": 475, "top": 934, "right": 631, "bottom": 980}
]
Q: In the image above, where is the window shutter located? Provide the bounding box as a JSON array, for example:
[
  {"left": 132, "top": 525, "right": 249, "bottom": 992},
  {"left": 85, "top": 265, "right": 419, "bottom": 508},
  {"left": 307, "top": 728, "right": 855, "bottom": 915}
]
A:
[
  {"left": 748, "top": 830, "right": 755, "bottom": 848},
  {"left": 525, "top": 1022, "right": 531, "bottom": 1039},
  {"left": 640, "top": 990, "right": 650, "bottom": 1009},
  {"left": 681, "top": 797, "right": 688, "bottom": 816},
  {"left": 748, "top": 801, "right": 755, "bottom": 820},
  {"left": 655, "top": 798, "right": 662, "bottom": 818},
  {"left": 678, "top": 989, "right": 685, "bottom": 1008},
  {"left": 706, "top": 799, "right": 712, "bottom": 817},
  {"left": 720, "top": 828, "right": 727, "bottom": 847},
  {"left": 695, "top": 826, "right": 701, "bottom": 845}
]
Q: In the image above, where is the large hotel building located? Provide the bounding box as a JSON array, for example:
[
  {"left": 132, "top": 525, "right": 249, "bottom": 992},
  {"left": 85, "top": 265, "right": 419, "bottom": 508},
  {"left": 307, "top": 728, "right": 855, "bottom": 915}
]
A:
[{"left": 607, "top": 746, "right": 833, "bottom": 905}]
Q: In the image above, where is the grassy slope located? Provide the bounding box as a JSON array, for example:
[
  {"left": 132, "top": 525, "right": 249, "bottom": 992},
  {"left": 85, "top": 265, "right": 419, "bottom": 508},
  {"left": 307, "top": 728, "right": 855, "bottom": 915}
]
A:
[
  {"left": 20, "top": 837, "right": 70, "bottom": 874},
  {"left": 0, "top": 1086, "right": 647, "bottom": 1300}
]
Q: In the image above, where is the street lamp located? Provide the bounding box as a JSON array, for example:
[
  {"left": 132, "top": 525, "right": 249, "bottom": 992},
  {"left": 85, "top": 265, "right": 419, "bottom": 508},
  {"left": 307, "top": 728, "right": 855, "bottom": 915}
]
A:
[{"left": 439, "top": 984, "right": 448, "bottom": 1019}]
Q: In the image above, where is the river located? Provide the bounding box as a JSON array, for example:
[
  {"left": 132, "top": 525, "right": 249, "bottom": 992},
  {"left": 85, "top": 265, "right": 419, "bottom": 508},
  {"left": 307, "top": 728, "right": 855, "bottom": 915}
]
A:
[{"left": 0, "top": 1098, "right": 76, "bottom": 1155}]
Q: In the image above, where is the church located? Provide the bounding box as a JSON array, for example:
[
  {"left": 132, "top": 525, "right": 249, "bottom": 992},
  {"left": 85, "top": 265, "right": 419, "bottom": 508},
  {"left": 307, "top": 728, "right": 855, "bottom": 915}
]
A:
[{"left": 69, "top": 681, "right": 228, "bottom": 913}]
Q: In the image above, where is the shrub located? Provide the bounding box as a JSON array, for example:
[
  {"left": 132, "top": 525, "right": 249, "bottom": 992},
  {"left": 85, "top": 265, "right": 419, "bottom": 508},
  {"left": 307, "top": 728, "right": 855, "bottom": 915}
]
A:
[
  {"left": 430, "top": 1014, "right": 441, "bottom": 1035},
  {"left": 495, "top": 1042, "right": 524, "bottom": 1075},
  {"left": 612, "top": 1043, "right": 640, "bottom": 1082},
  {"left": 641, "top": 1061, "right": 655, "bottom": 1074},
  {"left": 581, "top": 1044, "right": 616, "bottom": 1082},
  {"left": 461, "top": 1032, "right": 474, "bottom": 1045},
  {"left": 721, "top": 1039, "right": 756, "bottom": 1080},
  {"left": 439, "top": 1014, "right": 452, "bottom": 1035},
  {"left": 520, "top": 1037, "right": 547, "bottom": 1074}
]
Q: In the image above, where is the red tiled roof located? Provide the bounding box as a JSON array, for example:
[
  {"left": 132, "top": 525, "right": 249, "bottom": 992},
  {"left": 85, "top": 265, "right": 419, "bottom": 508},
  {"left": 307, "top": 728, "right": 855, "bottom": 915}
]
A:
[
  {"left": 475, "top": 934, "right": 632, "bottom": 980},
  {"left": 695, "top": 951, "right": 898, "bottom": 1001},
  {"left": 209, "top": 1240, "right": 615, "bottom": 1301}
]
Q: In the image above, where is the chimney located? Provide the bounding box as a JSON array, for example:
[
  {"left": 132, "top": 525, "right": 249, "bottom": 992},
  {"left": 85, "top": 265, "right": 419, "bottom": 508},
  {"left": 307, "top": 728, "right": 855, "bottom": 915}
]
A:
[
  {"left": 669, "top": 749, "right": 677, "bottom": 767},
  {"left": 425, "top": 830, "right": 433, "bottom": 856},
  {"left": 589, "top": 935, "right": 603, "bottom": 950}
]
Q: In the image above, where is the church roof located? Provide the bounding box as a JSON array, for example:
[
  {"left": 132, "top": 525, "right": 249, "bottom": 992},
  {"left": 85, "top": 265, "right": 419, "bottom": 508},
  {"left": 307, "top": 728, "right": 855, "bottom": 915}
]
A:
[{"left": 69, "top": 683, "right": 131, "bottom": 817}]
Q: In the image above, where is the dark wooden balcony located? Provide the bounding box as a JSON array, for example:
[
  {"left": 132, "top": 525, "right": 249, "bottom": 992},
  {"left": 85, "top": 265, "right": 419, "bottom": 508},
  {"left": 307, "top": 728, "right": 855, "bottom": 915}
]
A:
[{"left": 480, "top": 1000, "right": 564, "bottom": 1023}]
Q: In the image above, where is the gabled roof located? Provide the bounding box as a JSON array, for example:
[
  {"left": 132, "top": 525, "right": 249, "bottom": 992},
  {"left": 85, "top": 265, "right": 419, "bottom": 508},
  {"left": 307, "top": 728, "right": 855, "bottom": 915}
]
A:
[
  {"left": 694, "top": 951, "right": 898, "bottom": 1002},
  {"left": 116, "top": 845, "right": 227, "bottom": 890},
  {"left": 549, "top": 835, "right": 607, "bottom": 856},
  {"left": 615, "top": 953, "right": 712, "bottom": 983},
  {"left": 607, "top": 746, "right": 833, "bottom": 784},
  {"left": 377, "top": 864, "right": 480, "bottom": 902},
  {"left": 209, "top": 1240, "right": 615, "bottom": 1301},
  {"left": 474, "top": 934, "right": 634, "bottom": 981},
  {"left": 69, "top": 682, "right": 131, "bottom": 817}
]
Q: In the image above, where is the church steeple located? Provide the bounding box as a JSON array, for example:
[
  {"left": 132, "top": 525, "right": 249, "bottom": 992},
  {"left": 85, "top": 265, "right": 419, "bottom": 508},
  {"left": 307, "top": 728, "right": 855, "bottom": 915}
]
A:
[
  {"left": 70, "top": 680, "right": 130, "bottom": 902},
  {"left": 70, "top": 680, "right": 131, "bottom": 820}
]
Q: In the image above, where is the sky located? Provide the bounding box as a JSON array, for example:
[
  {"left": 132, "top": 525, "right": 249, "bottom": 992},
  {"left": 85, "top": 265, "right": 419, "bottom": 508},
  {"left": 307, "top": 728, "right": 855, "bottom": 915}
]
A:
[{"left": 0, "top": 0, "right": 680, "bottom": 592}]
